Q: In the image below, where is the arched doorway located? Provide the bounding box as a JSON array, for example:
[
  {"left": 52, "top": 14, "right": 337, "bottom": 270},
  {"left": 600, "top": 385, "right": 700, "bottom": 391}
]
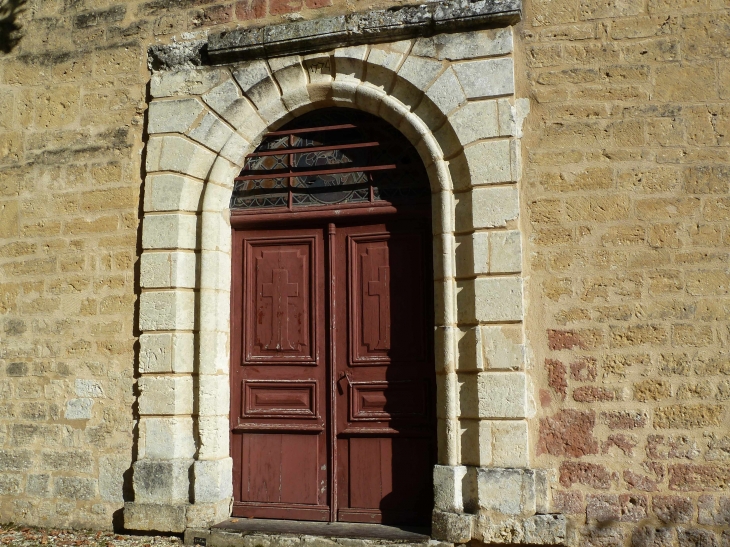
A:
[{"left": 229, "top": 108, "right": 436, "bottom": 526}]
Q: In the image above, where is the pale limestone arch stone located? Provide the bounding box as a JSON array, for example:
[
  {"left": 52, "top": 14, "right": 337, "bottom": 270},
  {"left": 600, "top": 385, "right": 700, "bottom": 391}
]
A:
[{"left": 127, "top": 30, "right": 563, "bottom": 545}]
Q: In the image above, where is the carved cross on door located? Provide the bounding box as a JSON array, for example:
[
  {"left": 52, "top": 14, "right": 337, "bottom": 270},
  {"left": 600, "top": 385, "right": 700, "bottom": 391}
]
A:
[
  {"left": 262, "top": 268, "right": 299, "bottom": 350},
  {"left": 362, "top": 247, "right": 391, "bottom": 351}
]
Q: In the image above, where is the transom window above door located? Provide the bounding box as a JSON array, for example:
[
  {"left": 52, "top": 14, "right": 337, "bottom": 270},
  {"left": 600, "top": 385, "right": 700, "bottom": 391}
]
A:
[{"left": 230, "top": 108, "right": 430, "bottom": 211}]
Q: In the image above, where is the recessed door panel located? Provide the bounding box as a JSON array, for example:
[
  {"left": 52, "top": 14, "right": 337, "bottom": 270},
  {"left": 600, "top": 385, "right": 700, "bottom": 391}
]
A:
[{"left": 245, "top": 238, "right": 315, "bottom": 364}]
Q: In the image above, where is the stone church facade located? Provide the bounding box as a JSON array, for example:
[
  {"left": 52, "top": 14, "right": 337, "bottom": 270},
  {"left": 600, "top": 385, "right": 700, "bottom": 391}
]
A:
[{"left": 0, "top": 0, "right": 728, "bottom": 544}]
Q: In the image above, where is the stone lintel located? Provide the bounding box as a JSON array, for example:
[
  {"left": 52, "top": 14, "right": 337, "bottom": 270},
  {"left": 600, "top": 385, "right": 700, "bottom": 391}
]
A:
[{"left": 148, "top": 0, "right": 521, "bottom": 70}]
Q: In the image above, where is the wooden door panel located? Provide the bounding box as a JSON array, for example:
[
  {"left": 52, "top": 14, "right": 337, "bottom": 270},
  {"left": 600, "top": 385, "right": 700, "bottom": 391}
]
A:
[
  {"left": 348, "top": 232, "right": 427, "bottom": 365},
  {"left": 240, "top": 433, "right": 320, "bottom": 505},
  {"left": 232, "top": 228, "right": 328, "bottom": 520},
  {"left": 245, "top": 237, "right": 315, "bottom": 364},
  {"left": 336, "top": 221, "right": 435, "bottom": 526}
]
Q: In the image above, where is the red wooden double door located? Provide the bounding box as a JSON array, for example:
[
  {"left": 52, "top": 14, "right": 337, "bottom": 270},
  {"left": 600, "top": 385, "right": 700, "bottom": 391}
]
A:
[{"left": 231, "top": 214, "right": 435, "bottom": 525}]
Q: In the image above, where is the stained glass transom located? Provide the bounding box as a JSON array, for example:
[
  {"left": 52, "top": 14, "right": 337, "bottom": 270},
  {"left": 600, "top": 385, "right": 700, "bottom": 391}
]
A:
[{"left": 230, "top": 108, "right": 430, "bottom": 211}]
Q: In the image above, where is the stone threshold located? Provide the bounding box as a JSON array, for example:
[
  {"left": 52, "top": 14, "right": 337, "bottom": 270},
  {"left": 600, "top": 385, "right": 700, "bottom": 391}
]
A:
[
  {"left": 148, "top": 0, "right": 521, "bottom": 69},
  {"left": 184, "top": 519, "right": 447, "bottom": 547}
]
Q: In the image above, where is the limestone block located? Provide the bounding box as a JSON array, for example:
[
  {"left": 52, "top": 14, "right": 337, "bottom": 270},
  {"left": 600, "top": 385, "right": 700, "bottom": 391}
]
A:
[
  {"left": 139, "top": 417, "right": 195, "bottom": 460},
  {"left": 303, "top": 53, "right": 334, "bottom": 85},
  {"left": 378, "top": 93, "right": 410, "bottom": 133},
  {"left": 355, "top": 84, "right": 386, "bottom": 117},
  {"left": 432, "top": 191, "right": 455, "bottom": 235},
  {"left": 477, "top": 468, "right": 535, "bottom": 516},
  {"left": 432, "top": 510, "right": 474, "bottom": 543},
  {"left": 193, "top": 458, "right": 233, "bottom": 503},
  {"left": 477, "top": 372, "right": 527, "bottom": 418},
  {"left": 498, "top": 97, "right": 529, "bottom": 138},
  {"left": 150, "top": 67, "right": 227, "bottom": 98},
  {"left": 124, "top": 502, "right": 188, "bottom": 533},
  {"left": 144, "top": 173, "right": 203, "bottom": 213},
  {"left": 140, "top": 251, "right": 197, "bottom": 289},
  {"left": 473, "top": 185, "right": 520, "bottom": 229},
  {"left": 451, "top": 140, "right": 513, "bottom": 189},
  {"left": 203, "top": 80, "right": 266, "bottom": 142},
  {"left": 397, "top": 55, "right": 444, "bottom": 91},
  {"left": 434, "top": 326, "right": 457, "bottom": 373},
  {"left": 331, "top": 79, "right": 359, "bottom": 105},
  {"left": 198, "top": 331, "right": 229, "bottom": 375},
  {"left": 436, "top": 370, "right": 458, "bottom": 421},
  {"left": 425, "top": 67, "right": 466, "bottom": 117},
  {"left": 366, "top": 45, "right": 407, "bottom": 91},
  {"left": 460, "top": 419, "right": 492, "bottom": 466},
  {"left": 133, "top": 459, "right": 192, "bottom": 504},
  {"left": 334, "top": 45, "right": 369, "bottom": 81},
  {"left": 434, "top": 278, "right": 455, "bottom": 327},
  {"left": 426, "top": 159, "right": 452, "bottom": 193},
  {"left": 219, "top": 131, "right": 250, "bottom": 166},
  {"left": 198, "top": 416, "right": 229, "bottom": 459},
  {"left": 453, "top": 58, "right": 514, "bottom": 99},
  {"left": 232, "top": 61, "right": 287, "bottom": 124},
  {"left": 142, "top": 214, "right": 198, "bottom": 250},
  {"left": 75, "top": 379, "right": 103, "bottom": 398},
  {"left": 200, "top": 289, "right": 230, "bottom": 333},
  {"left": 523, "top": 515, "right": 566, "bottom": 545},
  {"left": 140, "top": 332, "right": 194, "bottom": 374},
  {"left": 148, "top": 98, "right": 204, "bottom": 135},
  {"left": 99, "top": 454, "right": 129, "bottom": 503},
  {"left": 138, "top": 375, "right": 194, "bottom": 416},
  {"left": 451, "top": 101, "right": 500, "bottom": 150},
  {"left": 411, "top": 28, "right": 513, "bottom": 60},
  {"left": 198, "top": 375, "right": 230, "bottom": 416},
  {"left": 489, "top": 230, "right": 521, "bottom": 273},
  {"left": 188, "top": 112, "right": 234, "bottom": 153},
  {"left": 146, "top": 135, "right": 217, "bottom": 180},
  {"left": 139, "top": 291, "right": 195, "bottom": 331},
  {"left": 65, "top": 398, "right": 92, "bottom": 420},
  {"left": 199, "top": 250, "right": 231, "bottom": 290},
  {"left": 474, "top": 276, "right": 523, "bottom": 323},
  {"left": 207, "top": 157, "right": 241, "bottom": 188},
  {"left": 491, "top": 420, "right": 529, "bottom": 467},
  {"left": 270, "top": 55, "right": 311, "bottom": 111},
  {"left": 434, "top": 464, "right": 467, "bottom": 512},
  {"left": 201, "top": 211, "right": 232, "bottom": 253},
  {"left": 434, "top": 233, "right": 455, "bottom": 281},
  {"left": 479, "top": 325, "right": 524, "bottom": 370},
  {"left": 455, "top": 232, "right": 489, "bottom": 276},
  {"left": 185, "top": 498, "right": 232, "bottom": 529}
]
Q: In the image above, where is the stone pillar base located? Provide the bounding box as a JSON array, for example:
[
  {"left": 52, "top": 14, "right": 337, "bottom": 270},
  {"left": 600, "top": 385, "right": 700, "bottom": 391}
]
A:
[{"left": 124, "top": 498, "right": 232, "bottom": 533}]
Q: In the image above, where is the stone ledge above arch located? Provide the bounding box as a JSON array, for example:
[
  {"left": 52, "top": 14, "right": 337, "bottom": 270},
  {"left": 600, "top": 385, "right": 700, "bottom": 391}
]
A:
[{"left": 128, "top": 19, "right": 565, "bottom": 546}]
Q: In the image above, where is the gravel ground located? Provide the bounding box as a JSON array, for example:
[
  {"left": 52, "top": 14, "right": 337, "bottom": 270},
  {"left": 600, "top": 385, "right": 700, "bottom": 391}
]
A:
[{"left": 0, "top": 526, "right": 183, "bottom": 547}]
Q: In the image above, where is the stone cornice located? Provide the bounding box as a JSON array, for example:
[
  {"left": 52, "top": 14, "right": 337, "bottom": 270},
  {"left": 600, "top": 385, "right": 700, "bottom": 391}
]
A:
[{"left": 148, "top": 0, "right": 520, "bottom": 69}]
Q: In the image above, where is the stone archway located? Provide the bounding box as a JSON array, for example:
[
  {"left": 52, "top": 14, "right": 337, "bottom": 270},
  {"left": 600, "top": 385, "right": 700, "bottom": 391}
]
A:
[{"left": 126, "top": 20, "right": 557, "bottom": 544}]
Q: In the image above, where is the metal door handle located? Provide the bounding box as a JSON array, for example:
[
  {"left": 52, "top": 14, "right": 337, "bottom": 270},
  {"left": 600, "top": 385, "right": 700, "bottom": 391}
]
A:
[{"left": 337, "top": 371, "right": 352, "bottom": 394}]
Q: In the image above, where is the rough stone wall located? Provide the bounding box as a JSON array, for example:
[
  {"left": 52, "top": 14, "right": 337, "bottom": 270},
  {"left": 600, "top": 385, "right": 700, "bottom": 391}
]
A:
[
  {"left": 0, "top": 0, "right": 438, "bottom": 531},
  {"left": 519, "top": 0, "right": 730, "bottom": 543}
]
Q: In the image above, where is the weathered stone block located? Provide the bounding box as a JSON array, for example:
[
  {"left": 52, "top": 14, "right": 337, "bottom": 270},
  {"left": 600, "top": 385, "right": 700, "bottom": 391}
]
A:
[
  {"left": 434, "top": 464, "right": 467, "bottom": 512},
  {"left": 432, "top": 510, "right": 474, "bottom": 543},
  {"left": 124, "top": 501, "right": 187, "bottom": 533},
  {"left": 144, "top": 173, "right": 204, "bottom": 213},
  {"left": 194, "top": 458, "right": 233, "bottom": 503},
  {"left": 132, "top": 459, "right": 192, "bottom": 504},
  {"left": 139, "top": 417, "right": 195, "bottom": 460},
  {"left": 202, "top": 80, "right": 267, "bottom": 142},
  {"left": 447, "top": 100, "right": 499, "bottom": 146},
  {"left": 65, "top": 397, "right": 93, "bottom": 420},
  {"left": 460, "top": 419, "right": 492, "bottom": 466},
  {"left": 148, "top": 98, "right": 205, "bottom": 134},
  {"left": 198, "top": 416, "right": 230, "bottom": 459},
  {"left": 146, "top": 135, "right": 217, "bottom": 180},
  {"left": 141, "top": 214, "right": 198, "bottom": 250},
  {"left": 492, "top": 420, "right": 529, "bottom": 467},
  {"left": 186, "top": 498, "right": 232, "bottom": 529},
  {"left": 477, "top": 468, "right": 535, "bottom": 516},
  {"left": 139, "top": 290, "right": 195, "bottom": 332},
  {"left": 474, "top": 276, "right": 523, "bottom": 323},
  {"left": 99, "top": 454, "right": 129, "bottom": 503},
  {"left": 412, "top": 28, "right": 513, "bottom": 60},
  {"left": 140, "top": 332, "right": 195, "bottom": 374},
  {"left": 455, "top": 185, "right": 519, "bottom": 231},
  {"left": 453, "top": 58, "right": 514, "bottom": 99},
  {"left": 54, "top": 477, "right": 96, "bottom": 500},
  {"left": 198, "top": 375, "right": 230, "bottom": 416},
  {"left": 75, "top": 379, "right": 104, "bottom": 398},
  {"left": 150, "top": 67, "right": 227, "bottom": 98},
  {"left": 489, "top": 230, "right": 521, "bottom": 273},
  {"left": 188, "top": 112, "right": 235, "bottom": 153},
  {"left": 138, "top": 375, "right": 194, "bottom": 415},
  {"left": 140, "top": 251, "right": 197, "bottom": 289}
]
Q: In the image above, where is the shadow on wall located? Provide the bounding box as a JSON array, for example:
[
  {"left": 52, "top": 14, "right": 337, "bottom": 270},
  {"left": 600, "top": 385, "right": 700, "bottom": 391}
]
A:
[{"left": 0, "top": 0, "right": 26, "bottom": 53}]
